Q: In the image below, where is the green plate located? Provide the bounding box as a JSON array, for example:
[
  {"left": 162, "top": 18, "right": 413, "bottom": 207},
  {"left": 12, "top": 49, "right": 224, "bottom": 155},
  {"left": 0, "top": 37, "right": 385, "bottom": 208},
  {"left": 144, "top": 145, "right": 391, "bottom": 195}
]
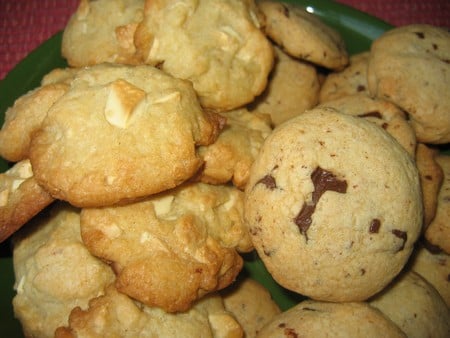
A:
[{"left": 0, "top": 1, "right": 404, "bottom": 336}]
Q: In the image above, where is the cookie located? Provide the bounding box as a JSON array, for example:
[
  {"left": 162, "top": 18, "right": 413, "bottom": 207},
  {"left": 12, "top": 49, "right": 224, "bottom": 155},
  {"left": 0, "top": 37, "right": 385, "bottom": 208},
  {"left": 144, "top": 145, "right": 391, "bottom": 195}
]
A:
[
  {"left": 409, "top": 242, "right": 450, "bottom": 307},
  {"left": 317, "top": 93, "right": 417, "bottom": 157},
  {"left": 424, "top": 155, "right": 450, "bottom": 253},
  {"left": 257, "top": 1, "right": 348, "bottom": 70},
  {"left": 257, "top": 300, "right": 406, "bottom": 338},
  {"left": 319, "top": 51, "right": 370, "bottom": 102},
  {"left": 415, "top": 143, "right": 444, "bottom": 228},
  {"left": 222, "top": 278, "right": 281, "bottom": 338},
  {"left": 244, "top": 107, "right": 422, "bottom": 302},
  {"left": 249, "top": 45, "right": 320, "bottom": 126},
  {"left": 0, "top": 160, "right": 54, "bottom": 243},
  {"left": 12, "top": 203, "right": 115, "bottom": 338},
  {"left": 134, "top": 0, "right": 274, "bottom": 110},
  {"left": 198, "top": 108, "right": 272, "bottom": 190},
  {"left": 29, "top": 63, "right": 223, "bottom": 207},
  {"left": 80, "top": 182, "right": 251, "bottom": 312},
  {"left": 62, "top": 0, "right": 144, "bottom": 67},
  {"left": 367, "top": 24, "right": 450, "bottom": 144},
  {"left": 370, "top": 270, "right": 450, "bottom": 338},
  {"left": 0, "top": 82, "right": 68, "bottom": 162},
  {"left": 55, "top": 286, "right": 243, "bottom": 338}
]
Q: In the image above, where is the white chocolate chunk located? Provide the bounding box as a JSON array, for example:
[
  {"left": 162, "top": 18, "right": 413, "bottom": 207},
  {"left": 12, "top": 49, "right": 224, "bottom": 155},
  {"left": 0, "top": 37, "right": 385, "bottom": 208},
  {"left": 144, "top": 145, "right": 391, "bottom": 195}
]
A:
[
  {"left": 104, "top": 79, "right": 145, "bottom": 128},
  {"left": 152, "top": 195, "right": 175, "bottom": 216}
]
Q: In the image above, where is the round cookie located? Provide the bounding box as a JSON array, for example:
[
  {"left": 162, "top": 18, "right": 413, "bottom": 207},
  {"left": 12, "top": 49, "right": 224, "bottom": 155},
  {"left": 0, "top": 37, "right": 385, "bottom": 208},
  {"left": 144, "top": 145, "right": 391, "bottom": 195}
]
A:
[
  {"left": 222, "top": 278, "right": 281, "bottom": 338},
  {"left": 369, "top": 270, "right": 450, "bottom": 338},
  {"left": 244, "top": 108, "right": 422, "bottom": 302},
  {"left": 29, "top": 64, "right": 222, "bottom": 207},
  {"left": 134, "top": 0, "right": 274, "bottom": 110},
  {"left": 256, "top": 300, "right": 406, "bottom": 338},
  {"left": 367, "top": 24, "right": 450, "bottom": 144},
  {"left": 425, "top": 154, "right": 450, "bottom": 253},
  {"left": 55, "top": 286, "right": 243, "bottom": 338},
  {"left": 415, "top": 143, "right": 444, "bottom": 229},
  {"left": 198, "top": 108, "right": 272, "bottom": 190},
  {"left": 12, "top": 203, "right": 115, "bottom": 338},
  {"left": 0, "top": 82, "right": 69, "bottom": 162},
  {"left": 317, "top": 93, "right": 417, "bottom": 157},
  {"left": 319, "top": 51, "right": 370, "bottom": 102},
  {"left": 0, "top": 160, "right": 54, "bottom": 243},
  {"left": 80, "top": 182, "right": 251, "bottom": 312},
  {"left": 62, "top": 0, "right": 144, "bottom": 67},
  {"left": 249, "top": 45, "right": 320, "bottom": 126},
  {"left": 257, "top": 0, "right": 348, "bottom": 70},
  {"left": 409, "top": 243, "right": 450, "bottom": 307}
]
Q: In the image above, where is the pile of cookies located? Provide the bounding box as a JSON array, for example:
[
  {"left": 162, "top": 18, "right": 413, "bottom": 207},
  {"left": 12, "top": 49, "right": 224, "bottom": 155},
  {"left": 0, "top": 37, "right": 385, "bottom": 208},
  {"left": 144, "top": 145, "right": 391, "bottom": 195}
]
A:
[{"left": 0, "top": 0, "right": 449, "bottom": 337}]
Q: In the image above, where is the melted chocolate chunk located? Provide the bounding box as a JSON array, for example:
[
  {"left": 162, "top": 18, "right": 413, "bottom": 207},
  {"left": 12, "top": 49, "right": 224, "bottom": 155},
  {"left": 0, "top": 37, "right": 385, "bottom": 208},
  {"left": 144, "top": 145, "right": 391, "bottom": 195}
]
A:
[
  {"left": 294, "top": 167, "right": 347, "bottom": 240},
  {"left": 369, "top": 219, "right": 381, "bottom": 233},
  {"left": 392, "top": 229, "right": 407, "bottom": 251},
  {"left": 284, "top": 328, "right": 298, "bottom": 338},
  {"left": 257, "top": 174, "right": 277, "bottom": 190},
  {"left": 358, "top": 111, "right": 382, "bottom": 119}
]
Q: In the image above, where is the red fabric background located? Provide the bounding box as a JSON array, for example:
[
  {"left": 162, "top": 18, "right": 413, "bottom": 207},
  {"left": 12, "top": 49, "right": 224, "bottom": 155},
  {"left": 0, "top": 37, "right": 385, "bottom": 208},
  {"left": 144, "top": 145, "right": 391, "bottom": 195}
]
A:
[{"left": 0, "top": 0, "right": 449, "bottom": 81}]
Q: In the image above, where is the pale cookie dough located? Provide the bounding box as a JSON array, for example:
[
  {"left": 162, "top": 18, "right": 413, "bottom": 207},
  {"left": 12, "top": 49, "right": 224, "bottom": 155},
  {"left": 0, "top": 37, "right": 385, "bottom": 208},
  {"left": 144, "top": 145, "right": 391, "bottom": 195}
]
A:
[
  {"left": 318, "top": 93, "right": 417, "bottom": 158},
  {"left": 81, "top": 182, "right": 251, "bottom": 312},
  {"left": 245, "top": 108, "right": 422, "bottom": 302},
  {"left": 222, "top": 278, "right": 281, "bottom": 338},
  {"left": 409, "top": 242, "right": 450, "bottom": 307},
  {"left": 62, "top": 0, "right": 144, "bottom": 67},
  {"left": 319, "top": 51, "right": 370, "bottom": 102},
  {"left": 0, "top": 83, "right": 68, "bottom": 162},
  {"left": 0, "top": 160, "right": 54, "bottom": 243},
  {"left": 256, "top": 300, "right": 406, "bottom": 338},
  {"left": 29, "top": 64, "right": 222, "bottom": 207},
  {"left": 55, "top": 286, "right": 243, "bottom": 338},
  {"left": 415, "top": 143, "right": 443, "bottom": 229},
  {"left": 425, "top": 155, "right": 450, "bottom": 253},
  {"left": 198, "top": 108, "right": 272, "bottom": 190},
  {"left": 134, "top": 0, "right": 274, "bottom": 110},
  {"left": 12, "top": 203, "right": 115, "bottom": 338},
  {"left": 370, "top": 270, "right": 450, "bottom": 338},
  {"left": 257, "top": 0, "right": 348, "bottom": 70},
  {"left": 367, "top": 24, "right": 450, "bottom": 144},
  {"left": 249, "top": 45, "right": 320, "bottom": 126}
]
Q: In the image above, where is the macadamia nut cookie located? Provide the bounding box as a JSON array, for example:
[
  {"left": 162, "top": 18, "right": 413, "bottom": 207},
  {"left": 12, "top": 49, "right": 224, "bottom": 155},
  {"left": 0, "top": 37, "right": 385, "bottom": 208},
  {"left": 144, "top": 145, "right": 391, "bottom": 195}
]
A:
[
  {"left": 12, "top": 203, "right": 115, "bottom": 338},
  {"left": 257, "top": 1, "right": 348, "bottom": 70},
  {"left": 81, "top": 182, "right": 251, "bottom": 312},
  {"left": 256, "top": 300, "right": 406, "bottom": 338},
  {"left": 62, "top": 0, "right": 144, "bottom": 67},
  {"left": 29, "top": 64, "right": 222, "bottom": 207},
  {"left": 367, "top": 24, "right": 450, "bottom": 144},
  {"left": 245, "top": 108, "right": 422, "bottom": 302},
  {"left": 134, "top": 0, "right": 274, "bottom": 110}
]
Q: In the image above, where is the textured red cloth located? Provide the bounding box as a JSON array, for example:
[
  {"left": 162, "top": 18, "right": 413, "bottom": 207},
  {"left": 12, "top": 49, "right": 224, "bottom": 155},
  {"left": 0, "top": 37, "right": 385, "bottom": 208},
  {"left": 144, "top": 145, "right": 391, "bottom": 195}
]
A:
[{"left": 0, "top": 0, "right": 449, "bottom": 80}]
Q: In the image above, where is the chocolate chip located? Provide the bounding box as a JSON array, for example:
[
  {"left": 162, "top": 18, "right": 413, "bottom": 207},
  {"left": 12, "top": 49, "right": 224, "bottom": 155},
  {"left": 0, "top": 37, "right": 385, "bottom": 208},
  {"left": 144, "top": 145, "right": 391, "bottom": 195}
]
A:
[
  {"left": 284, "top": 328, "right": 298, "bottom": 338},
  {"left": 391, "top": 229, "right": 407, "bottom": 251},
  {"left": 257, "top": 174, "right": 277, "bottom": 190},
  {"left": 414, "top": 32, "right": 425, "bottom": 39},
  {"left": 358, "top": 111, "right": 382, "bottom": 119},
  {"left": 281, "top": 4, "right": 290, "bottom": 17},
  {"left": 356, "top": 84, "right": 366, "bottom": 92},
  {"left": 360, "top": 268, "right": 366, "bottom": 275},
  {"left": 369, "top": 219, "right": 381, "bottom": 233},
  {"left": 278, "top": 323, "right": 286, "bottom": 328},
  {"left": 294, "top": 167, "right": 347, "bottom": 240}
]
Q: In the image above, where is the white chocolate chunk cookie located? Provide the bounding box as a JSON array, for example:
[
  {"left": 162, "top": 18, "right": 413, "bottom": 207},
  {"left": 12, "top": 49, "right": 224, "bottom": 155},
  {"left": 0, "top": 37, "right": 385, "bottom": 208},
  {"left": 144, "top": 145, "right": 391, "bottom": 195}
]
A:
[
  {"left": 367, "top": 24, "right": 450, "bottom": 144},
  {"left": 369, "top": 271, "right": 450, "bottom": 338},
  {"left": 0, "top": 160, "right": 54, "bottom": 242},
  {"left": 12, "top": 203, "right": 115, "bottom": 338},
  {"left": 55, "top": 287, "right": 243, "bottom": 338},
  {"left": 81, "top": 182, "right": 251, "bottom": 312},
  {"left": 257, "top": 300, "right": 406, "bottom": 338},
  {"left": 198, "top": 108, "right": 272, "bottom": 190},
  {"left": 134, "top": 0, "right": 274, "bottom": 110},
  {"left": 62, "top": 0, "right": 144, "bottom": 67},
  {"left": 244, "top": 108, "right": 422, "bottom": 302},
  {"left": 29, "top": 64, "right": 222, "bottom": 207},
  {"left": 257, "top": 0, "right": 348, "bottom": 70},
  {"left": 250, "top": 45, "right": 320, "bottom": 126}
]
